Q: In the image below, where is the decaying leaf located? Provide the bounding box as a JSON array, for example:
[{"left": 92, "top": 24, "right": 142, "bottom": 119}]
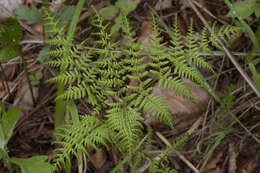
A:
[
  {"left": 49, "top": 0, "right": 66, "bottom": 13},
  {"left": 153, "top": 80, "right": 210, "bottom": 116},
  {"left": 155, "top": 0, "right": 172, "bottom": 10},
  {"left": 32, "top": 22, "right": 43, "bottom": 34},
  {"left": 238, "top": 158, "right": 257, "bottom": 173},
  {"left": 14, "top": 79, "right": 39, "bottom": 113},
  {"left": 0, "top": 81, "right": 15, "bottom": 99},
  {"left": 0, "top": 0, "right": 24, "bottom": 19},
  {"left": 90, "top": 147, "right": 107, "bottom": 169}
]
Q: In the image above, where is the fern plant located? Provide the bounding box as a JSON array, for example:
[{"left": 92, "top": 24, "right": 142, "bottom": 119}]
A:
[{"left": 43, "top": 5, "right": 241, "bottom": 172}]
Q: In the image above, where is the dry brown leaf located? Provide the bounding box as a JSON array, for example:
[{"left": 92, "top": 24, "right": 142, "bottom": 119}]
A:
[
  {"left": 153, "top": 80, "right": 210, "bottom": 115},
  {"left": 238, "top": 158, "right": 257, "bottom": 173},
  {"left": 0, "top": 81, "right": 15, "bottom": 98},
  {"left": 145, "top": 80, "right": 210, "bottom": 132},
  {"left": 0, "top": 0, "right": 23, "bottom": 19},
  {"left": 2, "top": 63, "right": 17, "bottom": 80},
  {"left": 49, "top": 0, "right": 66, "bottom": 13},
  {"left": 206, "top": 167, "right": 221, "bottom": 173},
  {"left": 32, "top": 22, "right": 43, "bottom": 34},
  {"left": 14, "top": 80, "right": 38, "bottom": 113},
  {"left": 90, "top": 147, "right": 107, "bottom": 170},
  {"left": 203, "top": 152, "right": 223, "bottom": 172},
  {"left": 155, "top": 0, "right": 172, "bottom": 10}
]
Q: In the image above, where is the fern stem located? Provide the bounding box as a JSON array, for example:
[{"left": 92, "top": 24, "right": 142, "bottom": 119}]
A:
[{"left": 54, "top": 0, "right": 86, "bottom": 130}]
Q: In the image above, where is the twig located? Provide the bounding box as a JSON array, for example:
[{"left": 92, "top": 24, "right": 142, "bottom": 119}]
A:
[
  {"left": 186, "top": 0, "right": 260, "bottom": 99},
  {"left": 155, "top": 132, "right": 200, "bottom": 173},
  {"left": 192, "top": 0, "right": 228, "bottom": 25}
]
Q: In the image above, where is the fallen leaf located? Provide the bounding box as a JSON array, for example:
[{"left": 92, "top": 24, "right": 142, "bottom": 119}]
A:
[
  {"left": 2, "top": 63, "right": 17, "bottom": 80},
  {"left": 14, "top": 79, "right": 39, "bottom": 113},
  {"left": 49, "top": 0, "right": 66, "bottom": 13},
  {"left": 14, "top": 5, "right": 42, "bottom": 24},
  {"left": 155, "top": 0, "right": 172, "bottom": 10},
  {"left": 90, "top": 147, "right": 107, "bottom": 170},
  {"left": 32, "top": 22, "right": 43, "bottom": 34},
  {"left": 0, "top": 81, "right": 15, "bottom": 98},
  {"left": 0, "top": 0, "right": 23, "bottom": 19},
  {"left": 153, "top": 80, "right": 210, "bottom": 116},
  {"left": 238, "top": 158, "right": 257, "bottom": 173}
]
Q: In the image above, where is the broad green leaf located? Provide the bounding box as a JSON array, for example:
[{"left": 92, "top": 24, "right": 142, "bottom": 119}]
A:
[
  {"left": 115, "top": 0, "right": 136, "bottom": 13},
  {"left": 115, "top": 0, "right": 126, "bottom": 8},
  {"left": 10, "top": 156, "right": 55, "bottom": 173},
  {"left": 100, "top": 6, "right": 118, "bottom": 20},
  {"left": 14, "top": 5, "right": 42, "bottom": 24},
  {"left": 59, "top": 5, "right": 76, "bottom": 21},
  {"left": 1, "top": 107, "right": 20, "bottom": 143},
  {"left": 226, "top": 0, "right": 254, "bottom": 19},
  {"left": 0, "top": 18, "right": 22, "bottom": 44},
  {"left": 0, "top": 44, "right": 21, "bottom": 62},
  {"left": 126, "top": 2, "right": 137, "bottom": 13},
  {"left": 111, "top": 16, "right": 122, "bottom": 34},
  {"left": 254, "top": 3, "right": 260, "bottom": 17}
]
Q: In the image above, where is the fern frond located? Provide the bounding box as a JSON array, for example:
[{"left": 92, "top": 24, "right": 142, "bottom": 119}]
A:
[
  {"left": 105, "top": 106, "right": 143, "bottom": 154},
  {"left": 53, "top": 115, "right": 110, "bottom": 170},
  {"left": 199, "top": 26, "right": 212, "bottom": 53},
  {"left": 141, "top": 93, "right": 173, "bottom": 128},
  {"left": 209, "top": 22, "right": 242, "bottom": 49},
  {"left": 158, "top": 75, "right": 193, "bottom": 99},
  {"left": 42, "top": 6, "right": 65, "bottom": 36},
  {"left": 186, "top": 19, "right": 215, "bottom": 73},
  {"left": 46, "top": 70, "right": 82, "bottom": 84}
]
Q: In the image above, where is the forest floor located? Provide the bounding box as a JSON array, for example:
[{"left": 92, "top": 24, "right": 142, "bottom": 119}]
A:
[{"left": 0, "top": 0, "right": 259, "bottom": 172}]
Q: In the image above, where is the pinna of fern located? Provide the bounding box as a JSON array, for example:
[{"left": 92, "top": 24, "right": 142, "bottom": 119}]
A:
[{"left": 52, "top": 115, "right": 111, "bottom": 170}]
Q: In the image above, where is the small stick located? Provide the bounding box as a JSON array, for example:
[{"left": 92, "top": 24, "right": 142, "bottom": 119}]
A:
[
  {"left": 155, "top": 132, "right": 200, "bottom": 173},
  {"left": 192, "top": 0, "right": 228, "bottom": 25}
]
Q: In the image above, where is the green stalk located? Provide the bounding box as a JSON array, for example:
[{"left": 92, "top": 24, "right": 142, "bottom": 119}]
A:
[{"left": 54, "top": 0, "right": 86, "bottom": 130}]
